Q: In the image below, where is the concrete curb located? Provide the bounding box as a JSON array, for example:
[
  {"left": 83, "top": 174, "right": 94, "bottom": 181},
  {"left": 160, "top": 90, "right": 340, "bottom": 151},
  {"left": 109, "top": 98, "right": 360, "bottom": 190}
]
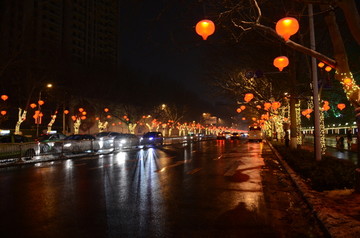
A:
[{"left": 266, "top": 141, "right": 360, "bottom": 238}]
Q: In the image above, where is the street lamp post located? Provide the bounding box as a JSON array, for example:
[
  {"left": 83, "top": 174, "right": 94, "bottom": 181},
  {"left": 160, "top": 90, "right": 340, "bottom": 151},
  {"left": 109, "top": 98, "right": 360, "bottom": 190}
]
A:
[{"left": 36, "top": 83, "right": 52, "bottom": 137}]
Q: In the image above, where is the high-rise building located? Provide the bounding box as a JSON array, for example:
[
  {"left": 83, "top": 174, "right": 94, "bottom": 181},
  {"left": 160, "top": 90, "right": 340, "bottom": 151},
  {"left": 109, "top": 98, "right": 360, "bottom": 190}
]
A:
[{"left": 0, "top": 0, "right": 119, "bottom": 68}]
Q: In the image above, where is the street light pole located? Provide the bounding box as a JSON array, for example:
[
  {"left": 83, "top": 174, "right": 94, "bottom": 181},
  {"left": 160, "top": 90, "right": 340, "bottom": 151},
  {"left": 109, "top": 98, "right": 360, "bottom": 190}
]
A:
[
  {"left": 36, "top": 91, "right": 42, "bottom": 138},
  {"left": 309, "top": 4, "right": 322, "bottom": 161}
]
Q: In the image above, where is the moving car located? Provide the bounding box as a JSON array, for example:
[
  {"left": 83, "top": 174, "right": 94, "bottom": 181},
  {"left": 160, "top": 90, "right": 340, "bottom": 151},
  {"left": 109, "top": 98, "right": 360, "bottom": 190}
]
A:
[
  {"left": 0, "top": 134, "right": 40, "bottom": 161},
  {"left": 230, "top": 133, "right": 240, "bottom": 140},
  {"left": 54, "top": 134, "right": 100, "bottom": 154},
  {"left": 114, "top": 134, "right": 140, "bottom": 149},
  {"left": 248, "top": 126, "right": 263, "bottom": 142},
  {"left": 140, "top": 132, "right": 164, "bottom": 146},
  {"left": 37, "top": 133, "right": 66, "bottom": 153},
  {"left": 96, "top": 131, "right": 122, "bottom": 149}
]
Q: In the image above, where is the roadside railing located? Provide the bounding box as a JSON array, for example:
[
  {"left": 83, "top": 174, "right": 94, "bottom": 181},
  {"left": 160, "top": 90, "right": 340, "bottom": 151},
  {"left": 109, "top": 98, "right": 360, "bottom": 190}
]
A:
[{"left": 0, "top": 135, "right": 216, "bottom": 166}]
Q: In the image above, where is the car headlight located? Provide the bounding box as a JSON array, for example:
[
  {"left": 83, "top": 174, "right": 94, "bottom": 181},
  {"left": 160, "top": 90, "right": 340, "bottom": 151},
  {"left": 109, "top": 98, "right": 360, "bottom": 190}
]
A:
[
  {"left": 120, "top": 139, "right": 126, "bottom": 144},
  {"left": 64, "top": 143, "right": 72, "bottom": 147}
]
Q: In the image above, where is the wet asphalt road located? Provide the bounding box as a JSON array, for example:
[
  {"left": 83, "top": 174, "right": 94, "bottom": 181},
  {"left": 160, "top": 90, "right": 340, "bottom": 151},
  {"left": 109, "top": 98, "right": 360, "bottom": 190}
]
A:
[{"left": 0, "top": 140, "right": 321, "bottom": 237}]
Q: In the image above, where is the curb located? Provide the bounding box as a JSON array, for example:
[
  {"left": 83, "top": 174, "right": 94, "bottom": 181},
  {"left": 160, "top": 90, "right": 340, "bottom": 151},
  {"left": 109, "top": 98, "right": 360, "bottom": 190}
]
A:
[{"left": 266, "top": 141, "right": 360, "bottom": 238}]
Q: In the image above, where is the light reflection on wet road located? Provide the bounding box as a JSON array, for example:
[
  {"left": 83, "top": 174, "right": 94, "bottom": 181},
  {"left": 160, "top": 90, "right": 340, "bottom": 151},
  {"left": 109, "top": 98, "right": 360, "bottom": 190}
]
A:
[{"left": 0, "top": 140, "right": 295, "bottom": 237}]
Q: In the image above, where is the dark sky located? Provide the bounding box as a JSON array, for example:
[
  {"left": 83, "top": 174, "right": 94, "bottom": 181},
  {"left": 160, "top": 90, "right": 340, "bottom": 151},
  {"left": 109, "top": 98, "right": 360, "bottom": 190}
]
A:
[{"left": 118, "top": 1, "right": 218, "bottom": 103}]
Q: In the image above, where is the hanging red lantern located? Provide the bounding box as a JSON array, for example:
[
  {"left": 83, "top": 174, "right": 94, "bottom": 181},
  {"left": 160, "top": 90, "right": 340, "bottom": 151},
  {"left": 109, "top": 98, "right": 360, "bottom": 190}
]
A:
[
  {"left": 318, "top": 62, "right": 325, "bottom": 68},
  {"left": 322, "top": 105, "right": 330, "bottom": 111},
  {"left": 1, "top": 110, "right": 6, "bottom": 116},
  {"left": 1, "top": 95, "right": 8, "bottom": 101},
  {"left": 275, "top": 17, "right": 299, "bottom": 41},
  {"left": 256, "top": 105, "right": 261, "bottom": 109},
  {"left": 38, "top": 100, "right": 44, "bottom": 106},
  {"left": 264, "top": 102, "right": 272, "bottom": 111},
  {"left": 112, "top": 123, "right": 116, "bottom": 126},
  {"left": 30, "top": 103, "right": 37, "bottom": 109},
  {"left": 104, "top": 108, "right": 109, "bottom": 112},
  {"left": 343, "top": 77, "right": 352, "bottom": 86},
  {"left": 271, "top": 102, "right": 281, "bottom": 110},
  {"left": 82, "top": 111, "right": 87, "bottom": 115},
  {"left": 325, "top": 66, "right": 332, "bottom": 72},
  {"left": 64, "top": 110, "right": 69, "bottom": 115},
  {"left": 337, "top": 103, "right": 346, "bottom": 111},
  {"left": 301, "top": 110, "right": 308, "bottom": 116},
  {"left": 240, "top": 105, "right": 246, "bottom": 110},
  {"left": 195, "top": 19, "right": 215, "bottom": 40},
  {"left": 306, "top": 114, "right": 311, "bottom": 119},
  {"left": 95, "top": 117, "right": 100, "bottom": 120},
  {"left": 78, "top": 108, "right": 84, "bottom": 112},
  {"left": 242, "top": 117, "right": 246, "bottom": 121},
  {"left": 81, "top": 116, "right": 86, "bottom": 120},
  {"left": 107, "top": 115, "right": 111, "bottom": 119},
  {"left": 71, "top": 116, "right": 76, "bottom": 121},
  {"left": 273, "top": 56, "right": 289, "bottom": 71},
  {"left": 236, "top": 108, "right": 242, "bottom": 113},
  {"left": 252, "top": 117, "right": 257, "bottom": 121},
  {"left": 244, "top": 93, "right": 254, "bottom": 102}
]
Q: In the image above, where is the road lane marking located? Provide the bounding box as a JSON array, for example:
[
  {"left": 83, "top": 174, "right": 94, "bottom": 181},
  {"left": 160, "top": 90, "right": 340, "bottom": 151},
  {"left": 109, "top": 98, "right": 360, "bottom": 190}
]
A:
[
  {"left": 213, "top": 155, "right": 222, "bottom": 160},
  {"left": 155, "top": 160, "right": 191, "bottom": 173},
  {"left": 187, "top": 168, "right": 202, "bottom": 175}
]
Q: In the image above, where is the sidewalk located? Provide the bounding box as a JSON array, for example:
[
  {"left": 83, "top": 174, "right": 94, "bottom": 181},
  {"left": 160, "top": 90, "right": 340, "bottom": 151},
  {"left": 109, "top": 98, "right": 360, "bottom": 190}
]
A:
[{"left": 268, "top": 141, "right": 360, "bottom": 238}]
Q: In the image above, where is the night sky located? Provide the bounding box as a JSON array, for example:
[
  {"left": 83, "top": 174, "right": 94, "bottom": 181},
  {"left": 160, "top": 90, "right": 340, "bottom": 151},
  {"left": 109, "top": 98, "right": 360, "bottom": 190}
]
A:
[{"left": 118, "top": 1, "right": 222, "bottom": 109}]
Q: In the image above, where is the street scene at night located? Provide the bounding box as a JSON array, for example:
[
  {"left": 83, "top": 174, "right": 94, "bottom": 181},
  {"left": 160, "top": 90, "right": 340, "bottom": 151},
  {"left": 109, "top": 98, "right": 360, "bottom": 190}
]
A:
[{"left": 0, "top": 0, "right": 360, "bottom": 237}]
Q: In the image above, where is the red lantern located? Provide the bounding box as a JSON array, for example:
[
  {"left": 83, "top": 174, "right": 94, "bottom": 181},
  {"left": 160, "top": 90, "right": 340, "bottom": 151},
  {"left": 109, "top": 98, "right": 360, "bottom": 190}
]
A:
[
  {"left": 256, "top": 105, "right": 261, "bottom": 109},
  {"left": 1, "top": 95, "right": 8, "bottom": 101},
  {"left": 337, "top": 103, "right": 346, "bottom": 111},
  {"left": 240, "top": 105, "right": 246, "bottom": 110},
  {"left": 306, "top": 114, "right": 311, "bottom": 119},
  {"left": 343, "top": 77, "right": 352, "bottom": 86},
  {"left": 318, "top": 62, "right": 325, "bottom": 68},
  {"left": 64, "top": 110, "right": 69, "bottom": 115},
  {"left": 244, "top": 93, "right": 254, "bottom": 102},
  {"left": 30, "top": 103, "right": 37, "bottom": 109},
  {"left": 195, "top": 19, "right": 215, "bottom": 40},
  {"left": 271, "top": 102, "right": 281, "bottom": 110},
  {"left": 82, "top": 111, "right": 87, "bottom": 115},
  {"left": 275, "top": 17, "right": 299, "bottom": 41},
  {"left": 301, "top": 110, "right": 307, "bottom": 116},
  {"left": 273, "top": 56, "right": 289, "bottom": 71},
  {"left": 95, "top": 117, "right": 99, "bottom": 120},
  {"left": 1, "top": 110, "right": 6, "bottom": 116},
  {"left": 104, "top": 108, "right": 109, "bottom": 112},
  {"left": 325, "top": 66, "right": 332, "bottom": 72},
  {"left": 78, "top": 108, "right": 84, "bottom": 112},
  {"left": 252, "top": 117, "right": 257, "bottom": 121},
  {"left": 264, "top": 102, "right": 272, "bottom": 111},
  {"left": 38, "top": 100, "right": 44, "bottom": 106},
  {"left": 242, "top": 117, "right": 246, "bottom": 121},
  {"left": 236, "top": 108, "right": 242, "bottom": 113},
  {"left": 322, "top": 105, "right": 330, "bottom": 111},
  {"left": 112, "top": 123, "right": 115, "bottom": 126},
  {"left": 107, "top": 115, "right": 111, "bottom": 119},
  {"left": 71, "top": 116, "right": 76, "bottom": 121},
  {"left": 81, "top": 116, "right": 86, "bottom": 120}
]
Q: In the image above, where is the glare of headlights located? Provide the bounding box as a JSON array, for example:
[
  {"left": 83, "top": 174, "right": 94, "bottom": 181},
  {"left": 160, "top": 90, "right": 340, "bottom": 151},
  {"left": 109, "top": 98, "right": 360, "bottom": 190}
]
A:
[
  {"left": 64, "top": 143, "right": 72, "bottom": 147},
  {"left": 120, "top": 139, "right": 126, "bottom": 144}
]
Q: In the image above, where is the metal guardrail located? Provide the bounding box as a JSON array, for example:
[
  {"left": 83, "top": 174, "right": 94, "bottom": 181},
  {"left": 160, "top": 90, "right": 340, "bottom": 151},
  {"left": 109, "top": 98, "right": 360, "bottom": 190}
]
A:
[{"left": 0, "top": 135, "right": 216, "bottom": 166}]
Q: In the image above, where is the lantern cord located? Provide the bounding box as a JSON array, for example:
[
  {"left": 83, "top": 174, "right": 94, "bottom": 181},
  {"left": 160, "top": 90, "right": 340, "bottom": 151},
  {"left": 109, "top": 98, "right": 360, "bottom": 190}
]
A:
[{"left": 202, "top": 1, "right": 207, "bottom": 18}]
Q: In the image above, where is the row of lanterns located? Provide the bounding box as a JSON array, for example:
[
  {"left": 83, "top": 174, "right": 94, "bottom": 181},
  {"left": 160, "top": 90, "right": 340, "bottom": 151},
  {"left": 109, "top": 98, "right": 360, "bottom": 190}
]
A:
[{"left": 196, "top": 17, "right": 299, "bottom": 72}]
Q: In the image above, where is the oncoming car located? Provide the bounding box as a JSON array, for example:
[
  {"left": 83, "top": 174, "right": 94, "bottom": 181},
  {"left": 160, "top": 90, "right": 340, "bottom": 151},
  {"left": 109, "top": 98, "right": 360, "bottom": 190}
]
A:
[
  {"left": 140, "top": 132, "right": 164, "bottom": 146},
  {"left": 248, "top": 126, "right": 263, "bottom": 142}
]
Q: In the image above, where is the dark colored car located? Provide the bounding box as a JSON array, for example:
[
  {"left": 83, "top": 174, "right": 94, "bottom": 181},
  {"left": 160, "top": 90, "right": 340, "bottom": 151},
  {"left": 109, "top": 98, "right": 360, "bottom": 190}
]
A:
[
  {"left": 37, "top": 133, "right": 66, "bottom": 153},
  {"left": 54, "top": 134, "right": 100, "bottom": 153},
  {"left": 140, "top": 132, "right": 164, "bottom": 146},
  {"left": 0, "top": 134, "right": 40, "bottom": 160},
  {"left": 217, "top": 133, "right": 226, "bottom": 140},
  {"left": 230, "top": 133, "right": 240, "bottom": 140}
]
